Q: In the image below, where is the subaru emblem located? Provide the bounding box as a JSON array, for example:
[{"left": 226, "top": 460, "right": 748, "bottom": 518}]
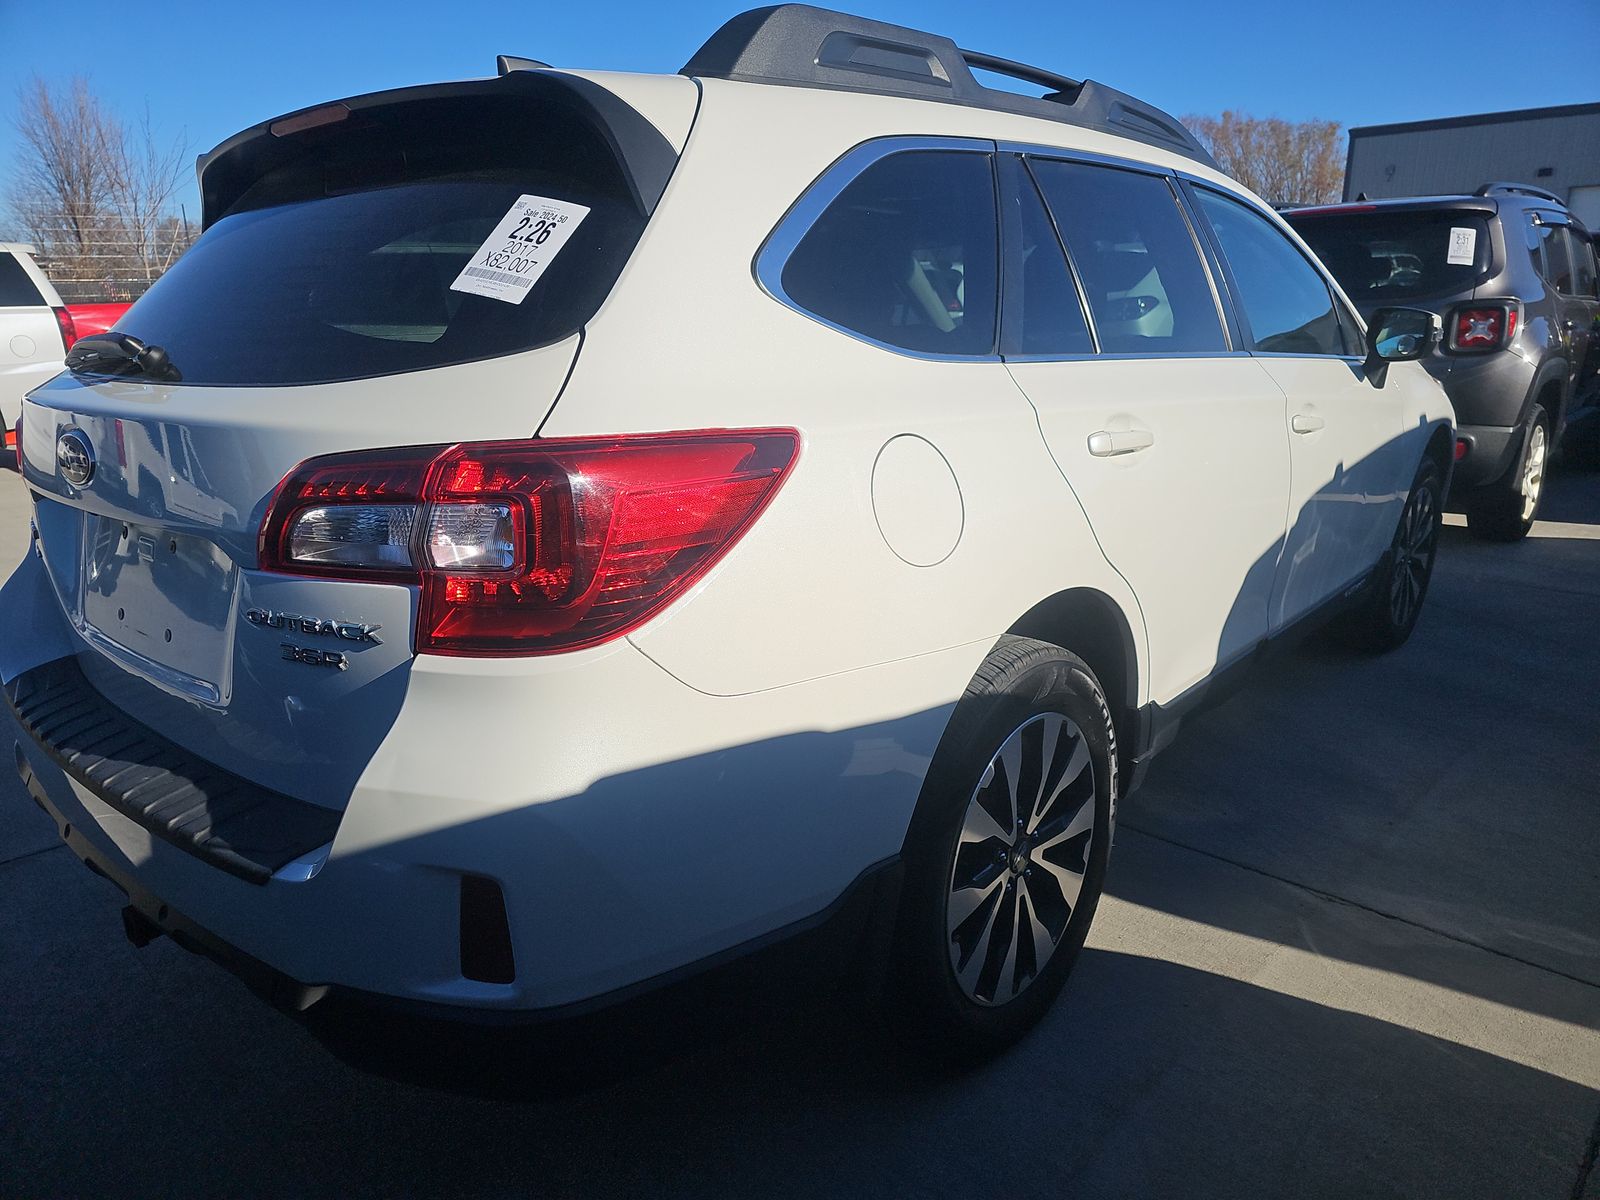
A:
[{"left": 56, "top": 428, "right": 95, "bottom": 487}]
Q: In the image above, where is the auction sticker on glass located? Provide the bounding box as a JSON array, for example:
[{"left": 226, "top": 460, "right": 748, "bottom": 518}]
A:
[
  {"left": 451, "top": 194, "right": 591, "bottom": 304},
  {"left": 1447, "top": 226, "right": 1477, "bottom": 266}
]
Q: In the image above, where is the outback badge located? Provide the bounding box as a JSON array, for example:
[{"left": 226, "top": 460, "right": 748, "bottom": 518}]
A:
[{"left": 245, "top": 608, "right": 382, "bottom": 644}]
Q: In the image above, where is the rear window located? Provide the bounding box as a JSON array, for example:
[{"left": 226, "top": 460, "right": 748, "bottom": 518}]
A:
[
  {"left": 112, "top": 93, "right": 649, "bottom": 387},
  {"left": 0, "top": 253, "right": 45, "bottom": 307},
  {"left": 1289, "top": 210, "right": 1492, "bottom": 302}
]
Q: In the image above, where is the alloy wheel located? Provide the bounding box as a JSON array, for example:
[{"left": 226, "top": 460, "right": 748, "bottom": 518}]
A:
[
  {"left": 1521, "top": 422, "right": 1547, "bottom": 524},
  {"left": 1389, "top": 476, "right": 1438, "bottom": 628},
  {"left": 945, "top": 712, "right": 1095, "bottom": 1006}
]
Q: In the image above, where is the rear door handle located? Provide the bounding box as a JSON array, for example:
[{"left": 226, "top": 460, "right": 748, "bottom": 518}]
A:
[
  {"left": 1087, "top": 429, "right": 1155, "bottom": 457},
  {"left": 1291, "top": 413, "right": 1326, "bottom": 434}
]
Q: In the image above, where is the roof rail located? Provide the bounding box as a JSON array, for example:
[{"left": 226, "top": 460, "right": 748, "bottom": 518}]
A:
[
  {"left": 1475, "top": 181, "right": 1565, "bottom": 205},
  {"left": 680, "top": 5, "right": 1215, "bottom": 167}
]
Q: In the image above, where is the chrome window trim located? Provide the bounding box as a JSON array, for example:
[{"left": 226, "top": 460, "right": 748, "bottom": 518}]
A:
[
  {"left": 1004, "top": 350, "right": 1251, "bottom": 365},
  {"left": 753, "top": 136, "right": 1002, "bottom": 364}
]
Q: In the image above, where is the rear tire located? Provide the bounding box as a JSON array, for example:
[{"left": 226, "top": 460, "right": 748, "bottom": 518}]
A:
[
  {"left": 888, "top": 636, "right": 1115, "bottom": 1059},
  {"left": 1339, "top": 454, "right": 1442, "bottom": 653},
  {"left": 1467, "top": 408, "right": 1548, "bottom": 541}
]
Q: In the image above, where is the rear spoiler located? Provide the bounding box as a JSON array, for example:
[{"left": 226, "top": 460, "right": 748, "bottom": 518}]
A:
[{"left": 195, "top": 71, "right": 678, "bottom": 229}]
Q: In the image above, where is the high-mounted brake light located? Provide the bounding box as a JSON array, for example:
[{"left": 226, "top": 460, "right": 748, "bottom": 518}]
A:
[
  {"left": 1452, "top": 305, "right": 1515, "bottom": 352},
  {"left": 259, "top": 430, "right": 800, "bottom": 656}
]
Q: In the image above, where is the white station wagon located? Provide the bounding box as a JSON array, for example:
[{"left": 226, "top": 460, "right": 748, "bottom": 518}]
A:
[{"left": 4, "top": 6, "right": 1453, "bottom": 1053}]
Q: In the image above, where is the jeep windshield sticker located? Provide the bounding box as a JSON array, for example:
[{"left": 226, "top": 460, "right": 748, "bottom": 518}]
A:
[
  {"left": 450, "top": 194, "right": 591, "bottom": 304},
  {"left": 1446, "top": 226, "right": 1478, "bottom": 267}
]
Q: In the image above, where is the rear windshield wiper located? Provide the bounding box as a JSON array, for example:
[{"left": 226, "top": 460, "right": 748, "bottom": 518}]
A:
[{"left": 65, "top": 333, "right": 182, "bottom": 382}]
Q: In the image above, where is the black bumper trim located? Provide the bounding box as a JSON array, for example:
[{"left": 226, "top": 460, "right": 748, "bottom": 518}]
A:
[{"left": 4, "top": 656, "right": 340, "bottom": 885}]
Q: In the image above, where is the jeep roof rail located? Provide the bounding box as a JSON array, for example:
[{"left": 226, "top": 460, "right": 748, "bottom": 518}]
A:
[
  {"left": 680, "top": 5, "right": 1216, "bottom": 167},
  {"left": 1475, "top": 181, "right": 1565, "bottom": 205}
]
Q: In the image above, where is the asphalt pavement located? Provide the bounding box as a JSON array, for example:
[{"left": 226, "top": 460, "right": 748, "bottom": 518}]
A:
[{"left": 0, "top": 461, "right": 1596, "bottom": 1199}]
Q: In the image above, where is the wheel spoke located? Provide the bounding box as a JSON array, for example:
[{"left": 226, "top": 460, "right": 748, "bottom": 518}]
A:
[
  {"left": 1029, "top": 716, "right": 1062, "bottom": 829},
  {"left": 947, "top": 872, "right": 1004, "bottom": 932},
  {"left": 997, "top": 736, "right": 1023, "bottom": 835},
  {"left": 959, "top": 791, "right": 1010, "bottom": 847},
  {"left": 1030, "top": 852, "right": 1086, "bottom": 913},
  {"left": 1032, "top": 735, "right": 1089, "bottom": 834},
  {"left": 954, "top": 881, "right": 1007, "bottom": 991},
  {"left": 996, "top": 886, "right": 1024, "bottom": 1002},
  {"left": 1022, "top": 880, "right": 1056, "bottom": 971}
]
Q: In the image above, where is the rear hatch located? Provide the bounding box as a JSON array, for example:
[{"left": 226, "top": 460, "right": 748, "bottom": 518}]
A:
[
  {"left": 18, "top": 69, "right": 691, "bottom": 812},
  {"left": 1288, "top": 204, "right": 1498, "bottom": 324}
]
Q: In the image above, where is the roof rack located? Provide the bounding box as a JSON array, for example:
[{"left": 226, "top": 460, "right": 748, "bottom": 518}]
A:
[
  {"left": 1475, "top": 181, "right": 1565, "bottom": 205},
  {"left": 680, "top": 5, "right": 1215, "bottom": 167}
]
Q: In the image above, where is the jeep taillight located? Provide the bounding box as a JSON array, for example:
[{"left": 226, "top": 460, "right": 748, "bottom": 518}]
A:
[
  {"left": 1452, "top": 305, "right": 1516, "bottom": 352},
  {"left": 259, "top": 430, "right": 799, "bottom": 656}
]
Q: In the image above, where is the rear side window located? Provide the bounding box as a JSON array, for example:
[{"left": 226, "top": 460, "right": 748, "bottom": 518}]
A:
[
  {"left": 1029, "top": 160, "right": 1225, "bottom": 355},
  {"left": 1195, "top": 188, "right": 1351, "bottom": 356},
  {"left": 111, "top": 92, "right": 650, "bottom": 386},
  {"left": 1574, "top": 231, "right": 1599, "bottom": 297},
  {"left": 1538, "top": 223, "right": 1576, "bottom": 294},
  {"left": 0, "top": 254, "right": 45, "bottom": 307},
  {"left": 1291, "top": 209, "right": 1491, "bottom": 302},
  {"left": 1004, "top": 163, "right": 1093, "bottom": 357},
  {"left": 779, "top": 151, "right": 998, "bottom": 356}
]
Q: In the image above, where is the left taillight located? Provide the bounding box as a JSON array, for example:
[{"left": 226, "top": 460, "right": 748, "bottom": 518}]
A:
[
  {"left": 52, "top": 307, "right": 77, "bottom": 353},
  {"left": 1451, "top": 304, "right": 1516, "bottom": 352},
  {"left": 259, "top": 429, "right": 800, "bottom": 656}
]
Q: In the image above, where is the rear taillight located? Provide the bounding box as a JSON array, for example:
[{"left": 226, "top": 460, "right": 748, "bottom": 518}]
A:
[
  {"left": 51, "top": 307, "right": 77, "bottom": 352},
  {"left": 1451, "top": 305, "right": 1516, "bottom": 352},
  {"left": 259, "top": 430, "right": 800, "bottom": 656}
]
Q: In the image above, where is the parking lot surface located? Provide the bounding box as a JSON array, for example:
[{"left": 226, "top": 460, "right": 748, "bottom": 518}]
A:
[{"left": 1, "top": 464, "right": 1596, "bottom": 1199}]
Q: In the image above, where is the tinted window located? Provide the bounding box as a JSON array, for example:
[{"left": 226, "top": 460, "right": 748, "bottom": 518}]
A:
[
  {"left": 1029, "top": 160, "right": 1224, "bottom": 355},
  {"left": 1574, "top": 231, "right": 1599, "bottom": 297},
  {"left": 1005, "top": 166, "right": 1092, "bottom": 356},
  {"left": 1541, "top": 224, "right": 1576, "bottom": 294},
  {"left": 0, "top": 253, "right": 45, "bottom": 307},
  {"left": 110, "top": 95, "right": 648, "bottom": 386},
  {"left": 1290, "top": 209, "right": 1491, "bottom": 302},
  {"left": 781, "top": 151, "right": 998, "bottom": 356},
  {"left": 1197, "top": 188, "right": 1349, "bottom": 356}
]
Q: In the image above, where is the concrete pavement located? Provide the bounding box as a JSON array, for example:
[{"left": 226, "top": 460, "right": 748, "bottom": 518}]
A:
[{"left": 0, "top": 463, "right": 1596, "bottom": 1199}]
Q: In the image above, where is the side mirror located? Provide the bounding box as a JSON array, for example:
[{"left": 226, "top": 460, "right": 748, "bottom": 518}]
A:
[{"left": 1367, "top": 307, "right": 1442, "bottom": 363}]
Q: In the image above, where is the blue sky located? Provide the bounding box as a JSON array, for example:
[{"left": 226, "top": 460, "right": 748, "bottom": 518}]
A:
[{"left": 4, "top": 0, "right": 1598, "bottom": 216}]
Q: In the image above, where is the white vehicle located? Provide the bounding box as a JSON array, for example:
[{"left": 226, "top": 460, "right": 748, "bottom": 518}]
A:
[
  {"left": 0, "top": 243, "right": 71, "bottom": 452},
  {"left": 4, "top": 7, "right": 1453, "bottom": 1054}
]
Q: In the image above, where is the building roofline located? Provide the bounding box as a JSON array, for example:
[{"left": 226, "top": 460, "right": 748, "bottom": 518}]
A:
[{"left": 1349, "top": 101, "right": 1600, "bottom": 140}]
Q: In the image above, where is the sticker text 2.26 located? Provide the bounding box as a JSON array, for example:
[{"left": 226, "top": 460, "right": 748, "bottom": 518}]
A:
[{"left": 451, "top": 194, "right": 591, "bottom": 305}]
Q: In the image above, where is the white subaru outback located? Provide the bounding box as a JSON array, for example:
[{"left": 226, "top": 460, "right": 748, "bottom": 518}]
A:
[{"left": 4, "top": 6, "right": 1453, "bottom": 1053}]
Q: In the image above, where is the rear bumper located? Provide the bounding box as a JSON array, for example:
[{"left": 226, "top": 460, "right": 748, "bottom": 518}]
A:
[
  {"left": 1451, "top": 422, "right": 1523, "bottom": 491},
  {"left": 4, "top": 545, "right": 969, "bottom": 1017}
]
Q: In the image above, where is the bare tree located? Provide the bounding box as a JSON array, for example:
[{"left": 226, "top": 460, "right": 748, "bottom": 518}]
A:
[
  {"left": 107, "top": 104, "right": 190, "bottom": 284},
  {"left": 7, "top": 75, "right": 192, "bottom": 302},
  {"left": 1183, "top": 112, "right": 1345, "bottom": 208},
  {"left": 8, "top": 76, "right": 118, "bottom": 259}
]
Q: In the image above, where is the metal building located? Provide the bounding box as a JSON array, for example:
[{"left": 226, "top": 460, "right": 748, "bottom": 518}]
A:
[{"left": 1344, "top": 102, "right": 1600, "bottom": 228}]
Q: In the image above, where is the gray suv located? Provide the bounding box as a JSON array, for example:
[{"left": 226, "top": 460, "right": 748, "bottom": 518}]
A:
[{"left": 1288, "top": 184, "right": 1599, "bottom": 540}]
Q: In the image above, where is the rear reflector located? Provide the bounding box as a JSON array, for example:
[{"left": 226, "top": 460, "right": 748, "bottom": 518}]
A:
[
  {"left": 1455, "top": 438, "right": 1469, "bottom": 462},
  {"left": 459, "top": 875, "right": 515, "bottom": 984},
  {"left": 260, "top": 429, "right": 800, "bottom": 656},
  {"left": 1452, "top": 305, "right": 1515, "bottom": 351}
]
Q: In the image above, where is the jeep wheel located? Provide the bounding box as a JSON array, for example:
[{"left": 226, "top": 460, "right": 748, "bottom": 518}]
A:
[{"left": 1467, "top": 408, "right": 1548, "bottom": 542}]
